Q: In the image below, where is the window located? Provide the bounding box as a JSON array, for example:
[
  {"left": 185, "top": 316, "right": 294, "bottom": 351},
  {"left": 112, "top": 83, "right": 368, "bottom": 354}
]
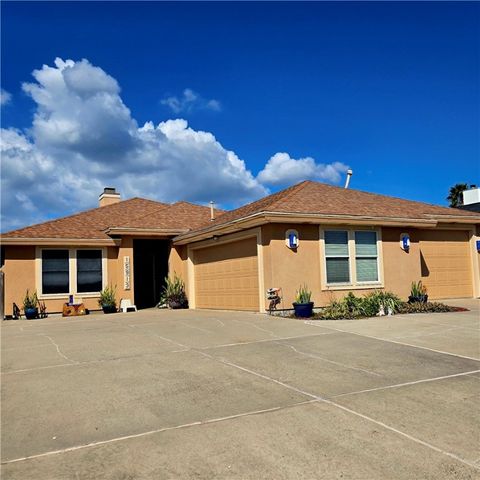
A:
[
  {"left": 322, "top": 228, "right": 381, "bottom": 288},
  {"left": 42, "top": 250, "right": 69, "bottom": 294},
  {"left": 355, "top": 231, "right": 378, "bottom": 282},
  {"left": 39, "top": 248, "right": 105, "bottom": 296},
  {"left": 77, "top": 250, "right": 103, "bottom": 293},
  {"left": 324, "top": 230, "right": 350, "bottom": 284}
]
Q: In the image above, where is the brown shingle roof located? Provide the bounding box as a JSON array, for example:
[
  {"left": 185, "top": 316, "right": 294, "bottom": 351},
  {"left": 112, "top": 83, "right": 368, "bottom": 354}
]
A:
[
  {"left": 1, "top": 198, "right": 213, "bottom": 240},
  {"left": 3, "top": 181, "right": 478, "bottom": 243},
  {"left": 187, "top": 180, "right": 480, "bottom": 234},
  {"left": 115, "top": 201, "right": 217, "bottom": 231}
]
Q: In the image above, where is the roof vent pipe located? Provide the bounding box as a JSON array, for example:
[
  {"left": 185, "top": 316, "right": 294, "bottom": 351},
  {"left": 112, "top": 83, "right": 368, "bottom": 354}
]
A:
[
  {"left": 210, "top": 201, "right": 215, "bottom": 221},
  {"left": 344, "top": 169, "right": 353, "bottom": 189}
]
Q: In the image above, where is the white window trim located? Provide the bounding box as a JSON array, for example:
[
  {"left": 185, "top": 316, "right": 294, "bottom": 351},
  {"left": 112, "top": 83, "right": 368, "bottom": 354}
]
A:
[
  {"left": 36, "top": 247, "right": 107, "bottom": 300},
  {"left": 319, "top": 227, "right": 384, "bottom": 291}
]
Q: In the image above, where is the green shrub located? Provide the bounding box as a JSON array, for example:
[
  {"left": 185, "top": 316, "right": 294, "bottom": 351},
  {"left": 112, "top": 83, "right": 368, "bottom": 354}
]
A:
[
  {"left": 319, "top": 291, "right": 402, "bottom": 319},
  {"left": 363, "top": 290, "right": 402, "bottom": 316},
  {"left": 320, "top": 299, "right": 351, "bottom": 320},
  {"left": 23, "top": 289, "right": 38, "bottom": 310},
  {"left": 161, "top": 274, "right": 188, "bottom": 308},
  {"left": 410, "top": 280, "right": 427, "bottom": 297},
  {"left": 397, "top": 302, "right": 458, "bottom": 314},
  {"left": 98, "top": 284, "right": 117, "bottom": 308},
  {"left": 314, "top": 290, "right": 425, "bottom": 320},
  {"left": 294, "top": 284, "right": 312, "bottom": 304}
]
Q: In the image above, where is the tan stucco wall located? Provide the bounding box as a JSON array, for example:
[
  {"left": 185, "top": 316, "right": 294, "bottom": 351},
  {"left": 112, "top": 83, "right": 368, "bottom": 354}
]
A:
[
  {"left": 261, "top": 224, "right": 322, "bottom": 309},
  {"left": 476, "top": 225, "right": 480, "bottom": 297},
  {"left": 261, "top": 224, "right": 478, "bottom": 309},
  {"left": 262, "top": 224, "right": 386, "bottom": 308},
  {"left": 3, "top": 246, "right": 36, "bottom": 317},
  {"left": 382, "top": 227, "right": 422, "bottom": 299},
  {"left": 2, "top": 239, "right": 136, "bottom": 317},
  {"left": 169, "top": 245, "right": 188, "bottom": 291}
]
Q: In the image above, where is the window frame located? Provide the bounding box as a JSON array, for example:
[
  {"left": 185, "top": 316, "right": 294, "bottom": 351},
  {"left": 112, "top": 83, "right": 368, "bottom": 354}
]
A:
[
  {"left": 40, "top": 248, "right": 71, "bottom": 295},
  {"left": 36, "top": 247, "right": 107, "bottom": 299},
  {"left": 75, "top": 249, "right": 105, "bottom": 295},
  {"left": 323, "top": 230, "right": 352, "bottom": 285},
  {"left": 354, "top": 230, "right": 380, "bottom": 285},
  {"left": 320, "top": 227, "right": 383, "bottom": 290}
]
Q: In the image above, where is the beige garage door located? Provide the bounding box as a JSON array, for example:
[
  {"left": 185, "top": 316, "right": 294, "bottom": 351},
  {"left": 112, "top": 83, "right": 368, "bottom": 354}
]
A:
[
  {"left": 194, "top": 237, "right": 259, "bottom": 311},
  {"left": 419, "top": 230, "right": 472, "bottom": 299}
]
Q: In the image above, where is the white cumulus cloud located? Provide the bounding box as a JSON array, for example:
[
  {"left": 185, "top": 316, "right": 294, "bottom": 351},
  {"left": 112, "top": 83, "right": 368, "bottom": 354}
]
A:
[
  {"left": 257, "top": 152, "right": 349, "bottom": 186},
  {"left": 161, "top": 88, "right": 221, "bottom": 114},
  {"left": 0, "top": 88, "right": 12, "bottom": 105},
  {"left": 1, "top": 58, "right": 265, "bottom": 231},
  {"left": 1, "top": 58, "right": 349, "bottom": 232}
]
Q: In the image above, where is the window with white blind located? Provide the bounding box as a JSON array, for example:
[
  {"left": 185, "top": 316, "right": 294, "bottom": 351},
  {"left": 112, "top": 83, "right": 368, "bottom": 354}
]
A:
[
  {"left": 354, "top": 231, "right": 379, "bottom": 283},
  {"left": 324, "top": 230, "right": 350, "bottom": 284},
  {"left": 322, "top": 229, "right": 381, "bottom": 287}
]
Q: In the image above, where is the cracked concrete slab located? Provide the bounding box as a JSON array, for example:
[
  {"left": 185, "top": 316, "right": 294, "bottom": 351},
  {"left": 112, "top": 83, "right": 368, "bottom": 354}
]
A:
[{"left": 2, "top": 302, "right": 479, "bottom": 479}]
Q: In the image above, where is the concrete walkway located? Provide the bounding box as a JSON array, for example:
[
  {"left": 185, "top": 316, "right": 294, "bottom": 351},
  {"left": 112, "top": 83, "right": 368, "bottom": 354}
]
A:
[{"left": 1, "top": 301, "right": 479, "bottom": 479}]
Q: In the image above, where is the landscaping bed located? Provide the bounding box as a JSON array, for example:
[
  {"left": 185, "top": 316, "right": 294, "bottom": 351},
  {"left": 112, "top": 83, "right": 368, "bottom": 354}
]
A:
[{"left": 299, "top": 291, "right": 468, "bottom": 320}]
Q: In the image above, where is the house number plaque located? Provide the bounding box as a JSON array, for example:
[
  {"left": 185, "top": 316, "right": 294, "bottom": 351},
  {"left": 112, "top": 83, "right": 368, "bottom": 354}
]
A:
[{"left": 123, "top": 256, "right": 131, "bottom": 290}]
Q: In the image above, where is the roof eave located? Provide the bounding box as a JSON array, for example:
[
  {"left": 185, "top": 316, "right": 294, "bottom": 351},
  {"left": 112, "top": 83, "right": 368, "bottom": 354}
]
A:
[
  {"left": 172, "top": 211, "right": 441, "bottom": 245},
  {"left": 104, "top": 227, "right": 189, "bottom": 237},
  {"left": 0, "top": 237, "right": 121, "bottom": 247},
  {"left": 424, "top": 214, "right": 480, "bottom": 224}
]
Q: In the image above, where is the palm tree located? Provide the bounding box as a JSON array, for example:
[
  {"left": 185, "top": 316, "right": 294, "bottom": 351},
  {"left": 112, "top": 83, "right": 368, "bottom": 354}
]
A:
[{"left": 447, "top": 183, "right": 477, "bottom": 207}]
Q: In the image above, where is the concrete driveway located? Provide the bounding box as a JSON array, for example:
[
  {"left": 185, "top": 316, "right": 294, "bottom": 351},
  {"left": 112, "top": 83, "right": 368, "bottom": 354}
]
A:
[{"left": 1, "top": 301, "right": 479, "bottom": 479}]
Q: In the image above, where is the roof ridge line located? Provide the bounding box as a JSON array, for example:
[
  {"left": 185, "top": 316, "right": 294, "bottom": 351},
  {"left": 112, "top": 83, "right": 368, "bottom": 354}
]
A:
[
  {"left": 124, "top": 200, "right": 214, "bottom": 227},
  {"left": 268, "top": 180, "right": 311, "bottom": 211},
  {"left": 120, "top": 202, "right": 171, "bottom": 225},
  {"left": 1, "top": 197, "right": 167, "bottom": 236},
  {"left": 309, "top": 181, "right": 465, "bottom": 213}
]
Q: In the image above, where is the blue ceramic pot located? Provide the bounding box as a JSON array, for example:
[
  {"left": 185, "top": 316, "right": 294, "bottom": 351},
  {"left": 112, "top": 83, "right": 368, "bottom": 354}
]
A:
[
  {"left": 293, "top": 302, "right": 314, "bottom": 318},
  {"left": 25, "top": 307, "right": 38, "bottom": 320},
  {"left": 102, "top": 305, "right": 117, "bottom": 314}
]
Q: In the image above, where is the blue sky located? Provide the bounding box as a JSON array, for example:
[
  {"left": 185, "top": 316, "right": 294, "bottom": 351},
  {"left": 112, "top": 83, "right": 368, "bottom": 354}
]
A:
[{"left": 1, "top": 1, "right": 479, "bottom": 230}]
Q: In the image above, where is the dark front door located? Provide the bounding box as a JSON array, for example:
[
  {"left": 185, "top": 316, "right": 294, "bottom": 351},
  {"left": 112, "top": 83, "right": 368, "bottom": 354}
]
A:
[{"left": 133, "top": 240, "right": 170, "bottom": 309}]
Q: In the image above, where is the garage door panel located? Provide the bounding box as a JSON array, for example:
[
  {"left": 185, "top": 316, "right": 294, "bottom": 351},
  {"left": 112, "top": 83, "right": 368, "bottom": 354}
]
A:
[
  {"left": 419, "top": 230, "right": 472, "bottom": 299},
  {"left": 194, "top": 238, "right": 259, "bottom": 311}
]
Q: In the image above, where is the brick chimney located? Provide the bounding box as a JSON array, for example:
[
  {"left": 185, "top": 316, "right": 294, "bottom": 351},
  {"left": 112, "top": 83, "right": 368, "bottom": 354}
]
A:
[{"left": 99, "top": 187, "right": 121, "bottom": 207}]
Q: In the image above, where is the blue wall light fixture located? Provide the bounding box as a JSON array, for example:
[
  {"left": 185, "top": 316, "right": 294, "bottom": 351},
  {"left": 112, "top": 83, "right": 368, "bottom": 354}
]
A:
[
  {"left": 285, "top": 229, "right": 299, "bottom": 249},
  {"left": 400, "top": 233, "right": 410, "bottom": 252},
  {"left": 289, "top": 233, "right": 298, "bottom": 248},
  {"left": 476, "top": 240, "right": 480, "bottom": 252}
]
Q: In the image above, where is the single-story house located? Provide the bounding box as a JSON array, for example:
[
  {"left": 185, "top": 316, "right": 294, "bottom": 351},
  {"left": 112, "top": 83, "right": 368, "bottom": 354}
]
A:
[{"left": 1, "top": 181, "right": 479, "bottom": 316}]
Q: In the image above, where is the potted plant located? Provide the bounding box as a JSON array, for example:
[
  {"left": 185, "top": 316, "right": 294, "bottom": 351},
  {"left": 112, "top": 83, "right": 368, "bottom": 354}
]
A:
[
  {"left": 293, "top": 284, "right": 314, "bottom": 318},
  {"left": 161, "top": 274, "right": 188, "bottom": 309},
  {"left": 408, "top": 281, "right": 428, "bottom": 303},
  {"left": 98, "top": 284, "right": 117, "bottom": 313},
  {"left": 23, "top": 289, "right": 39, "bottom": 319}
]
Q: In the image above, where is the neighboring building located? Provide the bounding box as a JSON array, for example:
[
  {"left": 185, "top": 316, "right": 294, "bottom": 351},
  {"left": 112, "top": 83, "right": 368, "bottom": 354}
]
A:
[
  {"left": 458, "top": 187, "right": 480, "bottom": 213},
  {"left": 1, "top": 181, "right": 479, "bottom": 316}
]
